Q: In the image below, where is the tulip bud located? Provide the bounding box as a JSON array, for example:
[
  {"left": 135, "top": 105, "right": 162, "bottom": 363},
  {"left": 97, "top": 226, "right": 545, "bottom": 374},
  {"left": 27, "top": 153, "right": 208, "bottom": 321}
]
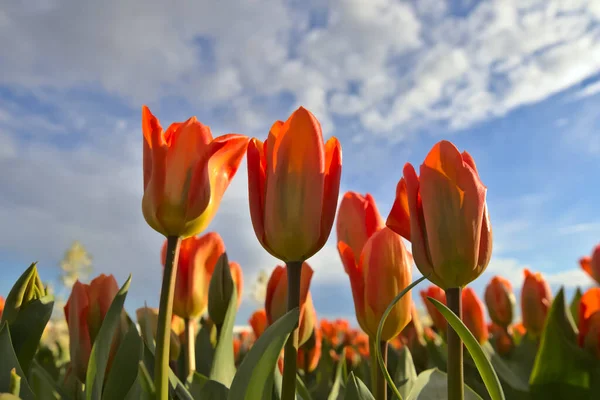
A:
[
  {"left": 64, "top": 274, "right": 126, "bottom": 382},
  {"left": 512, "top": 322, "right": 526, "bottom": 345},
  {"left": 162, "top": 232, "right": 226, "bottom": 319},
  {"left": 136, "top": 307, "right": 181, "bottom": 361},
  {"left": 488, "top": 323, "right": 513, "bottom": 356},
  {"left": 265, "top": 263, "right": 315, "bottom": 346},
  {"left": 521, "top": 269, "right": 552, "bottom": 337},
  {"left": 1, "top": 263, "right": 47, "bottom": 324},
  {"left": 420, "top": 285, "right": 447, "bottom": 334},
  {"left": 208, "top": 253, "right": 235, "bottom": 326},
  {"left": 249, "top": 309, "right": 268, "bottom": 339},
  {"left": 462, "top": 287, "right": 488, "bottom": 344},
  {"left": 141, "top": 106, "right": 249, "bottom": 238},
  {"left": 580, "top": 244, "right": 600, "bottom": 285},
  {"left": 298, "top": 325, "right": 322, "bottom": 373},
  {"left": 247, "top": 107, "right": 342, "bottom": 263},
  {"left": 578, "top": 288, "right": 600, "bottom": 358},
  {"left": 230, "top": 262, "right": 244, "bottom": 308},
  {"left": 484, "top": 276, "right": 515, "bottom": 328},
  {"left": 387, "top": 141, "right": 492, "bottom": 289},
  {"left": 341, "top": 227, "right": 412, "bottom": 340}
]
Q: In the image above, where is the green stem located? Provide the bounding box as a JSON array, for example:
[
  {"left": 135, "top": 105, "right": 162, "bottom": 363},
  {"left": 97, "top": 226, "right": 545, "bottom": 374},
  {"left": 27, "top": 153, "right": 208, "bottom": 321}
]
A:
[
  {"left": 154, "top": 236, "right": 182, "bottom": 400},
  {"left": 281, "top": 261, "right": 303, "bottom": 400},
  {"left": 370, "top": 339, "right": 388, "bottom": 400},
  {"left": 446, "top": 287, "right": 464, "bottom": 400},
  {"left": 184, "top": 318, "right": 196, "bottom": 380}
]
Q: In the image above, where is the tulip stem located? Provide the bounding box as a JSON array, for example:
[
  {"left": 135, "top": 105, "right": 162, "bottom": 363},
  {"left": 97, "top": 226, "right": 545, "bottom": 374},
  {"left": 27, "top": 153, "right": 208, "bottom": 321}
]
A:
[
  {"left": 370, "top": 339, "right": 388, "bottom": 400},
  {"left": 281, "top": 261, "right": 303, "bottom": 400},
  {"left": 154, "top": 235, "right": 182, "bottom": 400},
  {"left": 446, "top": 287, "right": 464, "bottom": 400},
  {"left": 184, "top": 318, "right": 196, "bottom": 380}
]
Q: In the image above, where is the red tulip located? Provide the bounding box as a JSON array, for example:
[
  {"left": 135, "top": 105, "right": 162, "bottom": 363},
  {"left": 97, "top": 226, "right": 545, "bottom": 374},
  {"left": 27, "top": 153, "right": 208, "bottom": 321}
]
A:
[
  {"left": 521, "top": 269, "right": 552, "bottom": 337},
  {"left": 462, "top": 287, "right": 488, "bottom": 344},
  {"left": 488, "top": 323, "right": 513, "bottom": 355},
  {"left": 0, "top": 296, "right": 4, "bottom": 319},
  {"left": 230, "top": 261, "right": 244, "bottom": 308},
  {"left": 142, "top": 106, "right": 248, "bottom": 238},
  {"left": 420, "top": 285, "right": 447, "bottom": 334},
  {"left": 387, "top": 141, "right": 492, "bottom": 289},
  {"left": 247, "top": 107, "right": 342, "bottom": 262},
  {"left": 64, "top": 274, "right": 126, "bottom": 382},
  {"left": 580, "top": 244, "right": 600, "bottom": 285},
  {"left": 249, "top": 309, "right": 268, "bottom": 339},
  {"left": 579, "top": 288, "right": 600, "bottom": 358},
  {"left": 297, "top": 325, "right": 322, "bottom": 372},
  {"left": 484, "top": 276, "right": 515, "bottom": 328}
]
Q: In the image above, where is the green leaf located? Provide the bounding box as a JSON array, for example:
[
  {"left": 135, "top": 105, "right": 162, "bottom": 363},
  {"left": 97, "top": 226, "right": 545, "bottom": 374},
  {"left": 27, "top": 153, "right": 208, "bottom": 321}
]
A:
[
  {"left": 198, "top": 380, "right": 229, "bottom": 399},
  {"left": 30, "top": 361, "right": 65, "bottom": 400},
  {"left": 296, "top": 374, "right": 312, "bottom": 400},
  {"left": 195, "top": 322, "right": 215, "bottom": 377},
  {"left": 102, "top": 322, "right": 144, "bottom": 400},
  {"left": 428, "top": 297, "right": 505, "bottom": 400},
  {"left": 328, "top": 348, "right": 346, "bottom": 400},
  {"left": 85, "top": 275, "right": 131, "bottom": 400},
  {"left": 137, "top": 360, "right": 155, "bottom": 399},
  {"left": 188, "top": 372, "right": 209, "bottom": 399},
  {"left": 407, "top": 369, "right": 482, "bottom": 400},
  {"left": 312, "top": 341, "right": 336, "bottom": 398},
  {"left": 375, "top": 275, "right": 428, "bottom": 400},
  {"left": 209, "top": 289, "right": 238, "bottom": 387},
  {"left": 529, "top": 289, "right": 596, "bottom": 399},
  {"left": 481, "top": 342, "right": 529, "bottom": 395},
  {"left": 0, "top": 394, "right": 22, "bottom": 400},
  {"left": 0, "top": 324, "right": 34, "bottom": 400},
  {"left": 569, "top": 287, "right": 583, "bottom": 328},
  {"left": 344, "top": 372, "right": 375, "bottom": 400},
  {"left": 388, "top": 347, "right": 417, "bottom": 397},
  {"left": 228, "top": 308, "right": 300, "bottom": 400}
]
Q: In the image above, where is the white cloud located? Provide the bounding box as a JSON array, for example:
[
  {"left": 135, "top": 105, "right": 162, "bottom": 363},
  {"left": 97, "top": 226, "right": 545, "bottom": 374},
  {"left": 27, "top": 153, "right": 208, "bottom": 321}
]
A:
[{"left": 573, "top": 80, "right": 600, "bottom": 99}]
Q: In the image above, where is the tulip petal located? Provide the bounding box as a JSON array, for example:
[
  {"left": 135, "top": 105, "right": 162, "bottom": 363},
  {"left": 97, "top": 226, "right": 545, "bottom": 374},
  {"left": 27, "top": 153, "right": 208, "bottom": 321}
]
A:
[
  {"left": 65, "top": 281, "right": 92, "bottom": 381},
  {"left": 247, "top": 138, "right": 268, "bottom": 249},
  {"left": 230, "top": 261, "right": 244, "bottom": 308},
  {"left": 386, "top": 177, "right": 411, "bottom": 240},
  {"left": 265, "top": 266, "right": 286, "bottom": 324},
  {"left": 338, "top": 241, "right": 367, "bottom": 332}
]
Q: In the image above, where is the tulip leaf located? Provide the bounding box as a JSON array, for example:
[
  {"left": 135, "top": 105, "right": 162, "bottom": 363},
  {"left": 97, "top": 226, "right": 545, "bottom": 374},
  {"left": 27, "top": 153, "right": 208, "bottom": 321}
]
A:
[
  {"left": 0, "top": 395, "right": 22, "bottom": 400},
  {"left": 480, "top": 342, "right": 529, "bottom": 395},
  {"left": 197, "top": 379, "right": 229, "bottom": 399},
  {"left": 102, "top": 322, "right": 144, "bottom": 400},
  {"left": 0, "top": 323, "right": 35, "bottom": 400},
  {"left": 296, "top": 374, "right": 312, "bottom": 400},
  {"left": 195, "top": 321, "right": 216, "bottom": 377},
  {"left": 406, "top": 368, "right": 482, "bottom": 400},
  {"left": 569, "top": 287, "right": 583, "bottom": 328},
  {"left": 328, "top": 347, "right": 346, "bottom": 400},
  {"left": 136, "top": 360, "right": 155, "bottom": 400},
  {"left": 228, "top": 308, "right": 300, "bottom": 400},
  {"left": 30, "top": 360, "right": 67, "bottom": 400},
  {"left": 312, "top": 340, "right": 336, "bottom": 398},
  {"left": 209, "top": 289, "right": 238, "bottom": 387},
  {"left": 428, "top": 297, "right": 505, "bottom": 400},
  {"left": 529, "top": 288, "right": 596, "bottom": 399},
  {"left": 344, "top": 372, "right": 375, "bottom": 400},
  {"left": 85, "top": 275, "right": 131, "bottom": 400},
  {"left": 0, "top": 263, "right": 42, "bottom": 324},
  {"left": 188, "top": 372, "right": 209, "bottom": 399},
  {"left": 387, "top": 346, "right": 417, "bottom": 397}
]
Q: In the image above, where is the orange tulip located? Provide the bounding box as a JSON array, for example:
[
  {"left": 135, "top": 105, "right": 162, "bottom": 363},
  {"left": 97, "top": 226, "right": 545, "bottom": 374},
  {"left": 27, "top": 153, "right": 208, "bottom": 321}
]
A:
[
  {"left": 488, "top": 323, "right": 513, "bottom": 355},
  {"left": 233, "top": 337, "right": 242, "bottom": 361},
  {"left": 142, "top": 106, "right": 248, "bottom": 238},
  {"left": 512, "top": 322, "right": 526, "bottom": 343},
  {"left": 579, "top": 288, "right": 600, "bottom": 358},
  {"left": 249, "top": 309, "right": 268, "bottom": 339},
  {"left": 580, "top": 244, "right": 600, "bottom": 285},
  {"left": 64, "top": 274, "right": 126, "bottom": 382},
  {"left": 420, "top": 285, "right": 447, "bottom": 334},
  {"left": 387, "top": 140, "right": 492, "bottom": 289},
  {"left": 484, "top": 276, "right": 515, "bottom": 328},
  {"left": 298, "top": 325, "right": 322, "bottom": 373},
  {"left": 521, "top": 269, "right": 552, "bottom": 337},
  {"left": 136, "top": 307, "right": 182, "bottom": 361},
  {"left": 336, "top": 191, "right": 385, "bottom": 269},
  {"left": 161, "top": 232, "right": 226, "bottom": 319},
  {"left": 462, "top": 287, "right": 488, "bottom": 344},
  {"left": 230, "top": 261, "right": 244, "bottom": 308},
  {"left": 340, "top": 227, "right": 412, "bottom": 340},
  {"left": 265, "top": 263, "right": 316, "bottom": 346},
  {"left": 0, "top": 296, "right": 4, "bottom": 319},
  {"left": 247, "top": 107, "right": 342, "bottom": 262}
]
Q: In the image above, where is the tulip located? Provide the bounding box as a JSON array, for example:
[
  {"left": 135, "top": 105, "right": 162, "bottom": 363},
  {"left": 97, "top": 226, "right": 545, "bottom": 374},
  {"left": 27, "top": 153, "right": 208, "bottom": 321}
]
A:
[
  {"left": 249, "top": 309, "right": 268, "bottom": 339},
  {"left": 580, "top": 244, "right": 600, "bottom": 285},
  {"left": 247, "top": 107, "right": 342, "bottom": 263},
  {"left": 420, "top": 285, "right": 447, "bottom": 334},
  {"left": 386, "top": 140, "right": 492, "bottom": 289},
  {"left": 512, "top": 322, "right": 526, "bottom": 345},
  {"left": 488, "top": 323, "right": 513, "bottom": 356},
  {"left": 297, "top": 325, "right": 322, "bottom": 373},
  {"left": 142, "top": 106, "right": 248, "bottom": 238},
  {"left": 462, "top": 288, "right": 488, "bottom": 344},
  {"left": 521, "top": 269, "right": 552, "bottom": 337},
  {"left": 484, "top": 276, "right": 515, "bottom": 328},
  {"left": 578, "top": 288, "right": 600, "bottom": 358},
  {"left": 1, "top": 263, "right": 47, "bottom": 324},
  {"left": 161, "top": 232, "right": 226, "bottom": 319},
  {"left": 0, "top": 296, "right": 4, "bottom": 319},
  {"left": 208, "top": 253, "right": 239, "bottom": 326},
  {"left": 336, "top": 191, "right": 385, "bottom": 269},
  {"left": 136, "top": 307, "right": 182, "bottom": 361},
  {"left": 265, "top": 264, "right": 316, "bottom": 346},
  {"left": 233, "top": 337, "right": 242, "bottom": 361},
  {"left": 340, "top": 227, "right": 413, "bottom": 340},
  {"left": 64, "top": 274, "right": 125, "bottom": 382},
  {"left": 230, "top": 261, "right": 244, "bottom": 308}
]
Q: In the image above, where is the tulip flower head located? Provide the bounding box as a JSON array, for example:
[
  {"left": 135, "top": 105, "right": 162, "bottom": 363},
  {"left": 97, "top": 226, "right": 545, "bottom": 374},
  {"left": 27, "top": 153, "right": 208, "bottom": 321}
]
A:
[
  {"left": 580, "top": 244, "right": 600, "bottom": 285},
  {"left": 521, "top": 269, "right": 552, "bottom": 337},
  {"left": 298, "top": 323, "right": 322, "bottom": 373},
  {"left": 249, "top": 309, "right": 268, "bottom": 339},
  {"left": 247, "top": 107, "right": 342, "bottom": 262},
  {"left": 484, "top": 276, "right": 515, "bottom": 328},
  {"left": 387, "top": 140, "right": 492, "bottom": 289},
  {"left": 420, "top": 285, "right": 447, "bottom": 334},
  {"left": 64, "top": 274, "right": 126, "bottom": 383},
  {"left": 340, "top": 227, "right": 413, "bottom": 340},
  {"left": 142, "top": 106, "right": 248, "bottom": 238},
  {"left": 161, "top": 232, "right": 226, "bottom": 319},
  {"left": 136, "top": 307, "right": 182, "bottom": 361},
  {"left": 462, "top": 287, "right": 488, "bottom": 344},
  {"left": 265, "top": 263, "right": 316, "bottom": 346},
  {"left": 488, "top": 323, "right": 513, "bottom": 356},
  {"left": 579, "top": 288, "right": 600, "bottom": 359},
  {"left": 0, "top": 296, "right": 4, "bottom": 319}
]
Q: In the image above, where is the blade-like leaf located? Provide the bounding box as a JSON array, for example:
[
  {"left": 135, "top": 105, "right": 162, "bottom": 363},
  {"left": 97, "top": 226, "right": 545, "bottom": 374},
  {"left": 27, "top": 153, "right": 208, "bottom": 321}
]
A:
[
  {"left": 85, "top": 275, "right": 131, "bottom": 400},
  {"left": 209, "top": 290, "right": 238, "bottom": 387},
  {"left": 228, "top": 308, "right": 300, "bottom": 400},
  {"left": 102, "top": 322, "right": 144, "bottom": 400},
  {"left": 296, "top": 374, "right": 312, "bottom": 400},
  {"left": 407, "top": 369, "right": 482, "bottom": 400},
  {"left": 388, "top": 347, "right": 417, "bottom": 397},
  {"left": 328, "top": 348, "right": 346, "bottom": 400},
  {"left": 30, "top": 361, "right": 66, "bottom": 400},
  {"left": 0, "top": 323, "right": 35, "bottom": 400},
  {"left": 344, "top": 372, "right": 375, "bottom": 400},
  {"left": 569, "top": 288, "right": 583, "bottom": 327},
  {"left": 195, "top": 321, "right": 216, "bottom": 377},
  {"left": 188, "top": 372, "right": 209, "bottom": 399},
  {"left": 428, "top": 297, "right": 505, "bottom": 400},
  {"left": 198, "top": 380, "right": 229, "bottom": 399}
]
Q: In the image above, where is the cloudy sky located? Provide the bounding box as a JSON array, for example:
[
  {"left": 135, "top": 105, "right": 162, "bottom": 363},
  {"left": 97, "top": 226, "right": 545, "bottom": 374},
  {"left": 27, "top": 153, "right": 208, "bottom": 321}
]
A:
[{"left": 1, "top": 0, "right": 600, "bottom": 325}]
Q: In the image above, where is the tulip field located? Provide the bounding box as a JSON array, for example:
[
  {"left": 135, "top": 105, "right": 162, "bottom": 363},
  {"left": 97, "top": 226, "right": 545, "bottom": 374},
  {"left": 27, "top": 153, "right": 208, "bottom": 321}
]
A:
[{"left": 1, "top": 106, "right": 600, "bottom": 400}]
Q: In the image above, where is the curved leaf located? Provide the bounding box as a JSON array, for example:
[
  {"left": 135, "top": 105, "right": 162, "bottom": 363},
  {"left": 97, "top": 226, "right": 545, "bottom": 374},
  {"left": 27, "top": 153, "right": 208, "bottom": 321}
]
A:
[
  {"left": 102, "top": 322, "right": 143, "bottom": 400},
  {"left": 328, "top": 347, "right": 346, "bottom": 400},
  {"left": 344, "top": 372, "right": 375, "bottom": 400},
  {"left": 407, "top": 369, "right": 482, "bottom": 400},
  {"left": 197, "top": 380, "right": 229, "bottom": 399},
  {"left": 228, "top": 308, "right": 300, "bottom": 400},
  {"left": 209, "top": 290, "right": 238, "bottom": 387},
  {"left": 0, "top": 323, "right": 35, "bottom": 400}
]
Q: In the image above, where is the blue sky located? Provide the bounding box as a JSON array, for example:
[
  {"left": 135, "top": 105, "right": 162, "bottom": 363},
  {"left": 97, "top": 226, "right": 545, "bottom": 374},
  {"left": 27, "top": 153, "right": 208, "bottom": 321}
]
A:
[{"left": 1, "top": 0, "right": 600, "bottom": 326}]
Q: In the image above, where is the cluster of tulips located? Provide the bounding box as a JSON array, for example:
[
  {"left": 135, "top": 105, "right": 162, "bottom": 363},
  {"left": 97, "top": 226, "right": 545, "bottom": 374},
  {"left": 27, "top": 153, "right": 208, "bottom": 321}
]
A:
[{"left": 0, "top": 105, "right": 599, "bottom": 400}]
